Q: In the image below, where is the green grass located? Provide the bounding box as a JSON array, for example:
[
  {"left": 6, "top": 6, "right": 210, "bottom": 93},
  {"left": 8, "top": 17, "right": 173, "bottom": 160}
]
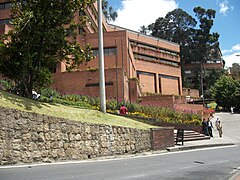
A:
[{"left": 0, "top": 90, "right": 155, "bottom": 130}]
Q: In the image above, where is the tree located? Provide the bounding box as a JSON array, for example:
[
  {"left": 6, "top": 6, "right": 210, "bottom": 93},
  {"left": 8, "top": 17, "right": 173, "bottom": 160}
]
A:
[
  {"left": 230, "top": 63, "right": 240, "bottom": 80},
  {"left": 145, "top": 9, "right": 197, "bottom": 87},
  {"left": 191, "top": 7, "right": 220, "bottom": 64},
  {"left": 144, "top": 7, "right": 221, "bottom": 91},
  {"left": 0, "top": 0, "right": 95, "bottom": 98},
  {"left": 102, "top": 0, "right": 118, "bottom": 22},
  {"left": 210, "top": 75, "right": 240, "bottom": 110},
  {"left": 139, "top": 25, "right": 148, "bottom": 34}
]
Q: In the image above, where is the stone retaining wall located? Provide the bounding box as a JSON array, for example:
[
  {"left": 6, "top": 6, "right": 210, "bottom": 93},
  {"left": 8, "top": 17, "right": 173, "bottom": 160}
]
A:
[
  {"left": 0, "top": 106, "right": 175, "bottom": 165},
  {"left": 0, "top": 107, "right": 152, "bottom": 165}
]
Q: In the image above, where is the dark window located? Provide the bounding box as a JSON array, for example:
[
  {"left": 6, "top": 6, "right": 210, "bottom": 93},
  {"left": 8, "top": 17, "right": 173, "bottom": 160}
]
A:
[
  {"left": 137, "top": 71, "right": 155, "bottom": 76},
  {"left": 0, "top": 18, "right": 12, "bottom": 25},
  {"left": 159, "top": 74, "right": 178, "bottom": 80},
  {"left": 86, "top": 82, "right": 113, "bottom": 87},
  {"left": 92, "top": 47, "right": 117, "bottom": 57},
  {"left": 0, "top": 2, "right": 11, "bottom": 10},
  {"left": 79, "top": 27, "right": 85, "bottom": 34}
]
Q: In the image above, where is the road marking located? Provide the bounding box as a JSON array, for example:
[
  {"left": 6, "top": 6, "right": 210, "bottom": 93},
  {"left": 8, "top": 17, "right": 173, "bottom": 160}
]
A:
[
  {"left": 180, "top": 165, "right": 196, "bottom": 170},
  {"left": 0, "top": 145, "right": 237, "bottom": 169},
  {"left": 122, "top": 174, "right": 148, "bottom": 179}
]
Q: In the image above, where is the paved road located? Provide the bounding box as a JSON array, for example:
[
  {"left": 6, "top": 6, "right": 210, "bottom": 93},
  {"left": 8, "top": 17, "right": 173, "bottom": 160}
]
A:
[
  {"left": 0, "top": 145, "right": 239, "bottom": 180},
  {"left": 214, "top": 112, "right": 240, "bottom": 144}
]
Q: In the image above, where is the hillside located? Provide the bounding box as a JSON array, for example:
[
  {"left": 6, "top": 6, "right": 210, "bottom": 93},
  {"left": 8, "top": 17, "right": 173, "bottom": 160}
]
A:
[{"left": 0, "top": 90, "right": 155, "bottom": 130}]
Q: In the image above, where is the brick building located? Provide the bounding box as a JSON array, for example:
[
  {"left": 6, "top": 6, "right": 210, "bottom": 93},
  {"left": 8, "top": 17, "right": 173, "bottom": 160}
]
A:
[{"left": 0, "top": 1, "right": 182, "bottom": 102}]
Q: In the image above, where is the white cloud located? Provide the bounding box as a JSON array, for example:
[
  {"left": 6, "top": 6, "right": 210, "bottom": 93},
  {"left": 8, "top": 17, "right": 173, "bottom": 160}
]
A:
[
  {"left": 223, "top": 53, "right": 240, "bottom": 68},
  {"left": 222, "top": 44, "right": 240, "bottom": 68},
  {"left": 222, "top": 44, "right": 240, "bottom": 55},
  {"left": 110, "top": 0, "right": 178, "bottom": 31},
  {"left": 217, "top": 0, "right": 233, "bottom": 16}
]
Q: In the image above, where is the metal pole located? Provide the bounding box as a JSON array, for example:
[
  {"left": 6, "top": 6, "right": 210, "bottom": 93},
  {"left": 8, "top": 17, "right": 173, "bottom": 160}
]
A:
[
  {"left": 98, "top": 0, "right": 106, "bottom": 113},
  {"left": 201, "top": 61, "right": 205, "bottom": 107}
]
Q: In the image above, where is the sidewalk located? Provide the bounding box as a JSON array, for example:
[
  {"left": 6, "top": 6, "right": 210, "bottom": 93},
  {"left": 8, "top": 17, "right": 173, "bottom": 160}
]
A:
[{"left": 167, "top": 129, "right": 235, "bottom": 152}]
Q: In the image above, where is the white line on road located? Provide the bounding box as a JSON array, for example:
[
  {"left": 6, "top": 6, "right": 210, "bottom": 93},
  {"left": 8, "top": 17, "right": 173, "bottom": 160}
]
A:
[{"left": 0, "top": 145, "right": 237, "bottom": 170}]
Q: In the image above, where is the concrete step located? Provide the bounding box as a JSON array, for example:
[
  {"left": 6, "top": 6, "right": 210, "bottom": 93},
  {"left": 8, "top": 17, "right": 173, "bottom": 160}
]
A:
[{"left": 174, "top": 130, "right": 210, "bottom": 142}]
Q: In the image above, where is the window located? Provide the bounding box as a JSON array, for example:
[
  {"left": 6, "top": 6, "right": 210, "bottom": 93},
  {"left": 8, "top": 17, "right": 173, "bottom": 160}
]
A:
[
  {"left": 92, "top": 47, "right": 117, "bottom": 57},
  {"left": 0, "top": 18, "right": 12, "bottom": 25},
  {"left": 159, "top": 74, "right": 178, "bottom": 80},
  {"left": 0, "top": 2, "right": 11, "bottom": 10},
  {"left": 86, "top": 82, "right": 113, "bottom": 87}
]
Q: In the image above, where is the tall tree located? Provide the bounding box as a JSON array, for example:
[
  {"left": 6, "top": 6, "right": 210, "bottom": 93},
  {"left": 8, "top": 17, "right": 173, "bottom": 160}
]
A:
[
  {"left": 0, "top": 0, "right": 95, "bottom": 98},
  {"left": 102, "top": 0, "right": 118, "bottom": 22},
  {"left": 146, "top": 9, "right": 197, "bottom": 86},
  {"left": 145, "top": 7, "right": 221, "bottom": 91},
  {"left": 192, "top": 7, "right": 220, "bottom": 96},
  {"left": 191, "top": 7, "right": 220, "bottom": 64}
]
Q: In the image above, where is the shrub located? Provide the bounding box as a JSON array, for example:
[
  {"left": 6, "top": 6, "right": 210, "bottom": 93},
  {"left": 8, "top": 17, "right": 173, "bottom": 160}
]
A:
[
  {"left": 40, "top": 87, "right": 60, "bottom": 98},
  {"left": 0, "top": 80, "right": 14, "bottom": 91}
]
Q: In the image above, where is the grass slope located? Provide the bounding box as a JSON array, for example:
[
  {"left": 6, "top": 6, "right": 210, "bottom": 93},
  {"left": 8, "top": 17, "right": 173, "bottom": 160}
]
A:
[{"left": 0, "top": 90, "right": 155, "bottom": 130}]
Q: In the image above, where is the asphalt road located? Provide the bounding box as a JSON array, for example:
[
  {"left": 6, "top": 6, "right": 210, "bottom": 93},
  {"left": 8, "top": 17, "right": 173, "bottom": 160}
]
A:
[
  {"left": 0, "top": 113, "right": 239, "bottom": 180},
  {"left": 214, "top": 112, "right": 240, "bottom": 144},
  {"left": 0, "top": 145, "right": 240, "bottom": 180}
]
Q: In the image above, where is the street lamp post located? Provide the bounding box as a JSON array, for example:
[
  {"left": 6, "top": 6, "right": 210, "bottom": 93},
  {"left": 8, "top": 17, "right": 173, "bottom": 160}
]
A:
[{"left": 98, "top": 0, "right": 106, "bottom": 113}]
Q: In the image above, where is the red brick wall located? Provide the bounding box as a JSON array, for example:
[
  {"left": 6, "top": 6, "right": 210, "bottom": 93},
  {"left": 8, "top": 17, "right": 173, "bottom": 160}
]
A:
[
  {"left": 139, "top": 74, "right": 155, "bottom": 93},
  {"left": 141, "top": 95, "right": 175, "bottom": 108},
  {"left": 53, "top": 68, "right": 131, "bottom": 101},
  {"left": 129, "top": 79, "right": 138, "bottom": 103},
  {"left": 160, "top": 77, "right": 179, "bottom": 95},
  {"left": 174, "top": 104, "right": 203, "bottom": 112},
  {"left": 135, "top": 60, "right": 182, "bottom": 95},
  {"left": 150, "top": 127, "right": 175, "bottom": 150}
]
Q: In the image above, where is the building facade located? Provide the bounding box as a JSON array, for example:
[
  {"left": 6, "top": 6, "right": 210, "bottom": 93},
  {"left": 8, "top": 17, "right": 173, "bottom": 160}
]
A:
[{"left": 0, "top": 1, "right": 182, "bottom": 102}]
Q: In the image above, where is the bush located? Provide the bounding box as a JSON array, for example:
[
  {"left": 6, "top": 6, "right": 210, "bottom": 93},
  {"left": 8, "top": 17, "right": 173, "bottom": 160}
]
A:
[
  {"left": 38, "top": 89, "right": 202, "bottom": 126},
  {"left": 40, "top": 87, "right": 60, "bottom": 98},
  {"left": 0, "top": 80, "right": 14, "bottom": 91}
]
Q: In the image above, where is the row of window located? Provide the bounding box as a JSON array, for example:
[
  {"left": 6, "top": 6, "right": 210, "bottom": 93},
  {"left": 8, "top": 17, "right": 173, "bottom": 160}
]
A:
[
  {"left": 190, "top": 60, "right": 222, "bottom": 64},
  {"left": 0, "top": 18, "right": 12, "bottom": 25},
  {"left": 134, "top": 53, "right": 179, "bottom": 67},
  {"left": 0, "top": 1, "right": 27, "bottom": 10},
  {"left": 137, "top": 71, "right": 178, "bottom": 80},
  {"left": 130, "top": 41, "right": 179, "bottom": 57},
  {"left": 92, "top": 47, "right": 117, "bottom": 57},
  {"left": 0, "top": 2, "right": 11, "bottom": 10}
]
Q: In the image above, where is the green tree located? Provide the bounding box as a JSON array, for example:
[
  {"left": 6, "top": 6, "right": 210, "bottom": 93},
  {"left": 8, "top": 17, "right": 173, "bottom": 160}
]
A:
[
  {"left": 102, "top": 0, "right": 118, "bottom": 22},
  {"left": 210, "top": 75, "right": 238, "bottom": 110},
  {"left": 139, "top": 25, "right": 148, "bottom": 34},
  {"left": 145, "top": 7, "right": 220, "bottom": 91},
  {"left": 146, "top": 9, "right": 197, "bottom": 87},
  {"left": 230, "top": 63, "right": 240, "bottom": 80},
  {"left": 191, "top": 7, "right": 220, "bottom": 64},
  {"left": 0, "top": 0, "right": 95, "bottom": 98}
]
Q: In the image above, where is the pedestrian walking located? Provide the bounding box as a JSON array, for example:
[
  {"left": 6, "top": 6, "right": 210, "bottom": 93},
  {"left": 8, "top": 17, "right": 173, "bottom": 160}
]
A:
[
  {"left": 202, "top": 119, "right": 209, "bottom": 136},
  {"left": 215, "top": 118, "right": 220, "bottom": 129},
  {"left": 207, "top": 118, "right": 214, "bottom": 137},
  {"left": 216, "top": 120, "right": 223, "bottom": 137}
]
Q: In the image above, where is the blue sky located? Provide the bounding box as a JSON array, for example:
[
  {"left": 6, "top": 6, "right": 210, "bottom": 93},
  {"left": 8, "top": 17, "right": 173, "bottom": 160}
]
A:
[{"left": 107, "top": 0, "right": 240, "bottom": 68}]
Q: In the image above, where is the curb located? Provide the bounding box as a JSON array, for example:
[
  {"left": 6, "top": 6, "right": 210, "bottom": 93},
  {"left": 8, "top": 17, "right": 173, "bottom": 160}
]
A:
[
  {"left": 229, "top": 167, "right": 240, "bottom": 180},
  {"left": 166, "top": 143, "right": 235, "bottom": 152}
]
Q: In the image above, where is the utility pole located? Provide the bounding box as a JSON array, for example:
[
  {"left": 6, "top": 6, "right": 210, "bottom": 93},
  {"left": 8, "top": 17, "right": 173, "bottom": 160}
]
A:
[
  {"left": 98, "top": 0, "right": 106, "bottom": 113},
  {"left": 200, "top": 60, "right": 205, "bottom": 107}
]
